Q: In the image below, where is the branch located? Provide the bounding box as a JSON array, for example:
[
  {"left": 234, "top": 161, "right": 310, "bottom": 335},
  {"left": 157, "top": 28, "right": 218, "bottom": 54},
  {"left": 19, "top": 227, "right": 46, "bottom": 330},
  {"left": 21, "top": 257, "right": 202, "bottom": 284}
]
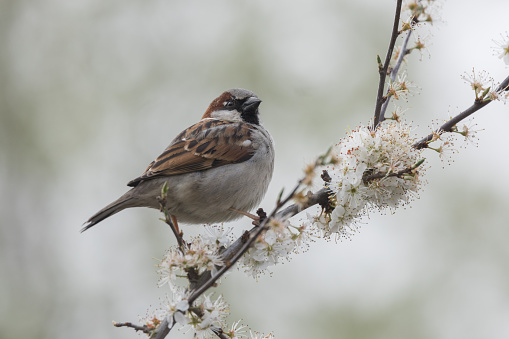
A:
[
  {"left": 498, "top": 74, "right": 509, "bottom": 92},
  {"left": 152, "top": 319, "right": 171, "bottom": 339},
  {"left": 373, "top": 0, "right": 403, "bottom": 129},
  {"left": 187, "top": 181, "right": 303, "bottom": 306},
  {"left": 413, "top": 74, "right": 509, "bottom": 149}
]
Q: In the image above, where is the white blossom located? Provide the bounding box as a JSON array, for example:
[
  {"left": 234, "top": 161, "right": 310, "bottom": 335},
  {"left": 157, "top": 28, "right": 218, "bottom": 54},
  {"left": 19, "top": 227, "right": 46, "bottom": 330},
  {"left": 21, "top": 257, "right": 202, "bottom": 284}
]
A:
[
  {"left": 493, "top": 31, "right": 509, "bottom": 65},
  {"left": 202, "top": 224, "right": 233, "bottom": 248},
  {"left": 403, "top": 0, "right": 443, "bottom": 25},
  {"left": 226, "top": 320, "right": 247, "bottom": 339},
  {"left": 386, "top": 72, "right": 416, "bottom": 100},
  {"left": 249, "top": 331, "right": 275, "bottom": 339},
  {"left": 461, "top": 68, "right": 493, "bottom": 100},
  {"left": 288, "top": 213, "right": 318, "bottom": 250},
  {"left": 142, "top": 288, "right": 189, "bottom": 330},
  {"left": 187, "top": 294, "right": 229, "bottom": 339}
]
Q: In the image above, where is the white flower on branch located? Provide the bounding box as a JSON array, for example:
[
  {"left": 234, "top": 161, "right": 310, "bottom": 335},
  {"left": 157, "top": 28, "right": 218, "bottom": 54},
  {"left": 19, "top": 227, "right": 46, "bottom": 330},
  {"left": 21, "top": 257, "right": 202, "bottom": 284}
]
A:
[
  {"left": 240, "top": 215, "right": 318, "bottom": 278},
  {"left": 468, "top": 74, "right": 509, "bottom": 104},
  {"left": 226, "top": 320, "right": 247, "bottom": 339},
  {"left": 386, "top": 72, "right": 416, "bottom": 101},
  {"left": 248, "top": 331, "right": 275, "bottom": 339},
  {"left": 403, "top": 0, "right": 442, "bottom": 24},
  {"left": 303, "top": 212, "right": 333, "bottom": 237},
  {"left": 424, "top": 121, "right": 459, "bottom": 166},
  {"left": 450, "top": 119, "right": 483, "bottom": 149},
  {"left": 147, "top": 292, "right": 230, "bottom": 338},
  {"left": 151, "top": 293, "right": 229, "bottom": 339},
  {"left": 478, "top": 75, "right": 509, "bottom": 104},
  {"left": 241, "top": 217, "right": 295, "bottom": 278},
  {"left": 461, "top": 68, "right": 493, "bottom": 101},
  {"left": 288, "top": 214, "right": 319, "bottom": 250},
  {"left": 184, "top": 294, "right": 229, "bottom": 339},
  {"left": 387, "top": 106, "right": 409, "bottom": 122},
  {"left": 493, "top": 31, "right": 509, "bottom": 65},
  {"left": 141, "top": 288, "right": 189, "bottom": 330},
  {"left": 203, "top": 224, "right": 233, "bottom": 248},
  {"left": 411, "top": 34, "right": 432, "bottom": 60}
]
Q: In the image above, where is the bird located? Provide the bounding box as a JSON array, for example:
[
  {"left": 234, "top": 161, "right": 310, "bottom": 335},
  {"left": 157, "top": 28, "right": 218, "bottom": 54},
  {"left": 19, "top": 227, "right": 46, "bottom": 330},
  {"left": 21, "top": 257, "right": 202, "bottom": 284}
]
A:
[{"left": 82, "top": 88, "right": 275, "bottom": 233}]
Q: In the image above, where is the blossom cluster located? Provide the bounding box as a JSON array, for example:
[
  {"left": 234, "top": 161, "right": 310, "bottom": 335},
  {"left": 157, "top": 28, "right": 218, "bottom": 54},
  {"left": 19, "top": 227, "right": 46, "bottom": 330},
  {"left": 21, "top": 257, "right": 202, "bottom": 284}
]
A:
[
  {"left": 240, "top": 217, "right": 314, "bottom": 279},
  {"left": 461, "top": 68, "right": 509, "bottom": 103},
  {"left": 312, "top": 121, "right": 425, "bottom": 237},
  {"left": 144, "top": 289, "right": 275, "bottom": 339},
  {"left": 157, "top": 226, "right": 231, "bottom": 290},
  {"left": 146, "top": 291, "right": 229, "bottom": 339},
  {"left": 150, "top": 217, "right": 316, "bottom": 337}
]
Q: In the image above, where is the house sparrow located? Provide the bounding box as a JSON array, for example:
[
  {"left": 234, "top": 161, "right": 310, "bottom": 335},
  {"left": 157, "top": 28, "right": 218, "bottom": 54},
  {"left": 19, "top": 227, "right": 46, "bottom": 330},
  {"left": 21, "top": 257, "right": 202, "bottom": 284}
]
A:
[{"left": 82, "top": 88, "right": 274, "bottom": 232}]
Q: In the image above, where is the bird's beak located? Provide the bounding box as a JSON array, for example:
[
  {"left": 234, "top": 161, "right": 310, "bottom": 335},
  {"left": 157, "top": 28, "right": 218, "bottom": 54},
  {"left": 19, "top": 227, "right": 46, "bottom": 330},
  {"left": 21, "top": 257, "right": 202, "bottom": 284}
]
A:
[{"left": 242, "top": 97, "right": 262, "bottom": 114}]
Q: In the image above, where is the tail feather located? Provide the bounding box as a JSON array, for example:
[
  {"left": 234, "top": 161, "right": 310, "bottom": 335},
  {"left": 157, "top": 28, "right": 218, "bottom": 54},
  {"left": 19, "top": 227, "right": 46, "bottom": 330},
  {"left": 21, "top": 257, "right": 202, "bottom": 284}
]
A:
[{"left": 81, "top": 195, "right": 136, "bottom": 232}]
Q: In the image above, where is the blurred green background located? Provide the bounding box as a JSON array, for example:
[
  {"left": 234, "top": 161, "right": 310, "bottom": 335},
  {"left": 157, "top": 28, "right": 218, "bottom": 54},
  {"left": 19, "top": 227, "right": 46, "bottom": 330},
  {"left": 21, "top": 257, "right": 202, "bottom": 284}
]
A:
[{"left": 1, "top": 1, "right": 509, "bottom": 338}]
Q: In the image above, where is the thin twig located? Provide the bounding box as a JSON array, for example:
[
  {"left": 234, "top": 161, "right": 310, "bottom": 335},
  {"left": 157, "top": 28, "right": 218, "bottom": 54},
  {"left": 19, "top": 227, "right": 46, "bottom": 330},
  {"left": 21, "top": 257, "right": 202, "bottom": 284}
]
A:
[
  {"left": 362, "top": 159, "right": 425, "bottom": 183},
  {"left": 373, "top": 0, "right": 403, "bottom": 129},
  {"left": 413, "top": 74, "right": 509, "bottom": 149},
  {"left": 211, "top": 326, "right": 230, "bottom": 339},
  {"left": 113, "top": 321, "right": 152, "bottom": 334},
  {"left": 379, "top": 29, "right": 413, "bottom": 122}
]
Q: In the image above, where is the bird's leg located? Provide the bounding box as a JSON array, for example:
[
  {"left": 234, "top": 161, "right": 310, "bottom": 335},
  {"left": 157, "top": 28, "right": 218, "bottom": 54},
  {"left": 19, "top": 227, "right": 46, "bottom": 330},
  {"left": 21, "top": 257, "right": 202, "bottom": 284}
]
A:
[
  {"left": 229, "top": 207, "right": 260, "bottom": 226},
  {"left": 170, "top": 214, "right": 181, "bottom": 235},
  {"left": 169, "top": 214, "right": 185, "bottom": 252}
]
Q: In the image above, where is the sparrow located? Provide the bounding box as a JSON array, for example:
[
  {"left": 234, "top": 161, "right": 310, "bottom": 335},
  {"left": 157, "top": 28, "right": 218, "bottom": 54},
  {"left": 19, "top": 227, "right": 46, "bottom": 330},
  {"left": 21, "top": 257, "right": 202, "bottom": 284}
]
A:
[{"left": 82, "top": 88, "right": 274, "bottom": 232}]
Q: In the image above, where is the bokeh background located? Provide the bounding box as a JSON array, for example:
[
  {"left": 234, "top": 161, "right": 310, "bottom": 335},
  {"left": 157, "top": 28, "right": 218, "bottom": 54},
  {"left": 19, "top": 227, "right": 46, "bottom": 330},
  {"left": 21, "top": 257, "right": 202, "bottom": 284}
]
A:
[{"left": 1, "top": 0, "right": 509, "bottom": 338}]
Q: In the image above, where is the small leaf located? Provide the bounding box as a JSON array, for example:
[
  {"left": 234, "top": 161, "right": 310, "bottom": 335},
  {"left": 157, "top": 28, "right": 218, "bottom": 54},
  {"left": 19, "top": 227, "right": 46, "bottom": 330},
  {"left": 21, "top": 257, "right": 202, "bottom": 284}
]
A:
[
  {"left": 377, "top": 54, "right": 383, "bottom": 69},
  {"left": 480, "top": 86, "right": 491, "bottom": 100}
]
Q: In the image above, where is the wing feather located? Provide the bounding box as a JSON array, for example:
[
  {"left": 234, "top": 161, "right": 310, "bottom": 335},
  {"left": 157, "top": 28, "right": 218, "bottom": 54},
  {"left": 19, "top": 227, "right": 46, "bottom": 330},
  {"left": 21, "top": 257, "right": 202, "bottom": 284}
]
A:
[{"left": 127, "top": 120, "right": 255, "bottom": 187}]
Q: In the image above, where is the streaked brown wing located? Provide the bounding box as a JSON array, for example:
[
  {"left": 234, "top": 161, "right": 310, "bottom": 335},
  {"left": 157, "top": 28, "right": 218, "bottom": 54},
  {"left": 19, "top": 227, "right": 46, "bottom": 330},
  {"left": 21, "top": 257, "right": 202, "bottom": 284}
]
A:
[{"left": 127, "top": 119, "right": 255, "bottom": 187}]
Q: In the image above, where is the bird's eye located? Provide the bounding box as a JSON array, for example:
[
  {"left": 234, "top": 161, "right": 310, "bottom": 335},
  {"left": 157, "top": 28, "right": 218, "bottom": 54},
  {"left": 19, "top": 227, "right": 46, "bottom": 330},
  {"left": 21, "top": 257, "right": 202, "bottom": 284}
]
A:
[{"left": 225, "top": 99, "right": 235, "bottom": 108}]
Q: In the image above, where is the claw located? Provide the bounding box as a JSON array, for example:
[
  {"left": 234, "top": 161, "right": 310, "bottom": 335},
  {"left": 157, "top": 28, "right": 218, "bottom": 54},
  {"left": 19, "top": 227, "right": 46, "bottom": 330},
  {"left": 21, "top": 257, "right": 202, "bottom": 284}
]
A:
[{"left": 229, "top": 207, "right": 260, "bottom": 225}]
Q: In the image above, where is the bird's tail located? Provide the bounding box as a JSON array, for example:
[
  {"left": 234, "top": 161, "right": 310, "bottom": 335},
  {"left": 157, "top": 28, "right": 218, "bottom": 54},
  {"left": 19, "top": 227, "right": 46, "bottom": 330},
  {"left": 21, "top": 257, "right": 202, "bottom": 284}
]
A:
[{"left": 81, "top": 192, "right": 137, "bottom": 232}]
